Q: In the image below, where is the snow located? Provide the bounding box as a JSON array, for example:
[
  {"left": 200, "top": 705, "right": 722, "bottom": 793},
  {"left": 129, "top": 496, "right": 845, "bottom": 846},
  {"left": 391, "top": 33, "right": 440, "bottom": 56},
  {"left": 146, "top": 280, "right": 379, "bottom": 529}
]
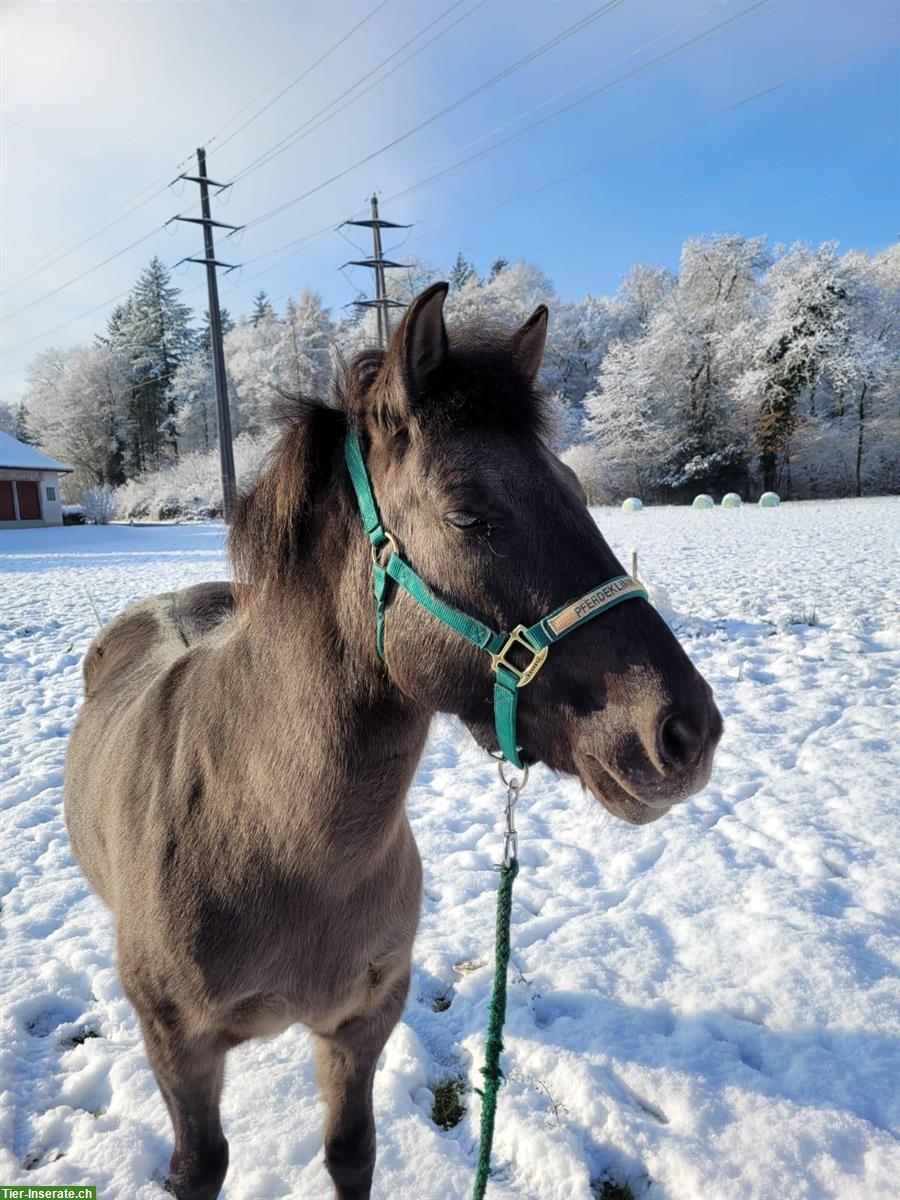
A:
[
  {"left": 0, "top": 430, "right": 72, "bottom": 473},
  {"left": 1, "top": 500, "right": 898, "bottom": 1200}
]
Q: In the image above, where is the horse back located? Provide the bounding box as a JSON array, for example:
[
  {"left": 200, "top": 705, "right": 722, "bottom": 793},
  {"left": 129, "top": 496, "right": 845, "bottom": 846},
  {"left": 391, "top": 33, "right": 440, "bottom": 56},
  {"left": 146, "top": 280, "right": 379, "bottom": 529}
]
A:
[
  {"left": 82, "top": 581, "right": 235, "bottom": 697},
  {"left": 66, "top": 582, "right": 236, "bottom": 904}
]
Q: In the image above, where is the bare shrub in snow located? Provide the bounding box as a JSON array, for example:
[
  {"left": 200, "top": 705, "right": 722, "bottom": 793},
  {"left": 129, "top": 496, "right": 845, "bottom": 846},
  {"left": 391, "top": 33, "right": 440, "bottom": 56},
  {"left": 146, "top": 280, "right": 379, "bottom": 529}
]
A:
[
  {"left": 561, "top": 443, "right": 605, "bottom": 503},
  {"left": 82, "top": 485, "right": 119, "bottom": 525}
]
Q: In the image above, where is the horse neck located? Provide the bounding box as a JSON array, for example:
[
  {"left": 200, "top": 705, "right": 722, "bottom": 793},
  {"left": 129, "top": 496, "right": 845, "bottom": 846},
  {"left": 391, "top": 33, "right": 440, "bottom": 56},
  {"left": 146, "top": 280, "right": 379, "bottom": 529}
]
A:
[{"left": 228, "top": 475, "right": 433, "bottom": 847}]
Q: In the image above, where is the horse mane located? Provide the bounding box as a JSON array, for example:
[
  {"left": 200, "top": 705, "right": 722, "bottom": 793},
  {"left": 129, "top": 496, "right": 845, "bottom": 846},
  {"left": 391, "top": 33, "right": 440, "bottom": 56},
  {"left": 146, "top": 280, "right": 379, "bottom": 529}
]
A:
[{"left": 228, "top": 322, "right": 548, "bottom": 597}]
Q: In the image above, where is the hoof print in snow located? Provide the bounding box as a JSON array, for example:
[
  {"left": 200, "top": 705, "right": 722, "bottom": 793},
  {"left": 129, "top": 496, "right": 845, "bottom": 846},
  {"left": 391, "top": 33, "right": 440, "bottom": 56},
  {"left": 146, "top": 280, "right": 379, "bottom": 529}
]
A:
[
  {"left": 590, "top": 1179, "right": 638, "bottom": 1200},
  {"left": 431, "top": 1077, "right": 466, "bottom": 1130},
  {"left": 22, "top": 1149, "right": 63, "bottom": 1171},
  {"left": 59, "top": 1023, "right": 102, "bottom": 1048},
  {"left": 26, "top": 1010, "right": 75, "bottom": 1038},
  {"left": 430, "top": 990, "right": 453, "bottom": 1012}
]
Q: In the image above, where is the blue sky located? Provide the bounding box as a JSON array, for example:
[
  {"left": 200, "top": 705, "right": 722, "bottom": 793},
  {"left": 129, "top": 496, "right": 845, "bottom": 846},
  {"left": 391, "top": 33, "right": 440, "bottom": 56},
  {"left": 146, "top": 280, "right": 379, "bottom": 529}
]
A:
[{"left": 1, "top": 0, "right": 897, "bottom": 405}]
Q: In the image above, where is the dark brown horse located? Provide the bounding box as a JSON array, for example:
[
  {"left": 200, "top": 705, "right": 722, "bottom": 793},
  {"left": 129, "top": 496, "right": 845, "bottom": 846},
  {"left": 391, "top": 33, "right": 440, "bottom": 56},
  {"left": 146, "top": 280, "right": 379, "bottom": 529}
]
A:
[{"left": 64, "top": 283, "right": 721, "bottom": 1200}]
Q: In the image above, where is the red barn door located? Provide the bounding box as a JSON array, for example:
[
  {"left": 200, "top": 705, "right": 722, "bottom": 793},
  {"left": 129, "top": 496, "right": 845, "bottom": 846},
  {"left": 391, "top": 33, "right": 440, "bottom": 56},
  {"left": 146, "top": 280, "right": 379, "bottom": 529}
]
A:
[
  {"left": 0, "top": 481, "right": 15, "bottom": 520},
  {"left": 17, "top": 481, "right": 41, "bottom": 520}
]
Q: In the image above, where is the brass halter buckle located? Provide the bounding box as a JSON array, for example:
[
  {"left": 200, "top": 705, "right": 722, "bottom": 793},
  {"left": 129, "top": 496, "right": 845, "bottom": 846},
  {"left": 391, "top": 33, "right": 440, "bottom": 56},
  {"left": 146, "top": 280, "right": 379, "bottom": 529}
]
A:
[{"left": 490, "top": 625, "right": 548, "bottom": 688}]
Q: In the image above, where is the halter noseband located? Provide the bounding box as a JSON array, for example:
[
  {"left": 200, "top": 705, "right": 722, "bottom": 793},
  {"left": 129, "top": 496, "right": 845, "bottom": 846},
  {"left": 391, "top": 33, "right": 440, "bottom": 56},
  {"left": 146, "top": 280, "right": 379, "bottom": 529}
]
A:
[{"left": 345, "top": 429, "right": 648, "bottom": 768}]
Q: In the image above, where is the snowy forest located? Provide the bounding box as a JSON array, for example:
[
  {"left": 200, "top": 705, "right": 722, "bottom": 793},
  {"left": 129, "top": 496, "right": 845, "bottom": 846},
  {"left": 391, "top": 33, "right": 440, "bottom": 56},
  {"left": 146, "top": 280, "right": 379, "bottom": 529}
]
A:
[{"left": 3, "top": 233, "right": 898, "bottom": 517}]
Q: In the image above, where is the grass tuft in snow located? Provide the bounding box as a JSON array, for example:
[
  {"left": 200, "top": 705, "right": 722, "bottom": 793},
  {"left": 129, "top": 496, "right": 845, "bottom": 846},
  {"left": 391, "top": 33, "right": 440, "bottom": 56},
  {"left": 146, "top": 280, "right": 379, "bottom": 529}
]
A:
[
  {"left": 432, "top": 1077, "right": 466, "bottom": 1130},
  {"left": 431, "top": 991, "right": 453, "bottom": 1013},
  {"left": 786, "top": 606, "right": 819, "bottom": 627}
]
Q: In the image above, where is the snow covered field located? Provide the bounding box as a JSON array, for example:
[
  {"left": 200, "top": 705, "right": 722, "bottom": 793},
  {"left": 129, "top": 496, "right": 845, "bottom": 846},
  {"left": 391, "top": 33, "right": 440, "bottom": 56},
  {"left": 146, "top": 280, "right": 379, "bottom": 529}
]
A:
[{"left": 1, "top": 499, "right": 898, "bottom": 1200}]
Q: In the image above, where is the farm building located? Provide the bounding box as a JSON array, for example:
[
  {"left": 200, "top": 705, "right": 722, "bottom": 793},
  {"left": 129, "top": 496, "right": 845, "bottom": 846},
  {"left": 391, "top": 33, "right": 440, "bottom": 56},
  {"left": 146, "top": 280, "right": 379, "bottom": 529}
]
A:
[{"left": 0, "top": 431, "right": 72, "bottom": 527}]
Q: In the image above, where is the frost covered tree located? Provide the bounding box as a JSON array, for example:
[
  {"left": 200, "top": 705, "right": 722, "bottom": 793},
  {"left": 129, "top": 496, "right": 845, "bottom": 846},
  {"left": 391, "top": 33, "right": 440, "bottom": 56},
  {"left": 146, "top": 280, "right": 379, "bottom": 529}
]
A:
[
  {"left": 732, "top": 242, "right": 849, "bottom": 493},
  {"left": 23, "top": 344, "right": 132, "bottom": 491},
  {"left": 833, "top": 245, "right": 900, "bottom": 496},
  {"left": 224, "top": 310, "right": 286, "bottom": 436},
  {"left": 544, "top": 295, "right": 617, "bottom": 409},
  {"left": 281, "top": 290, "right": 334, "bottom": 397},
  {"left": 579, "top": 237, "right": 770, "bottom": 498},
  {"left": 169, "top": 351, "right": 217, "bottom": 455},
  {"left": 583, "top": 337, "right": 669, "bottom": 497},
  {"left": 614, "top": 262, "right": 675, "bottom": 335}
]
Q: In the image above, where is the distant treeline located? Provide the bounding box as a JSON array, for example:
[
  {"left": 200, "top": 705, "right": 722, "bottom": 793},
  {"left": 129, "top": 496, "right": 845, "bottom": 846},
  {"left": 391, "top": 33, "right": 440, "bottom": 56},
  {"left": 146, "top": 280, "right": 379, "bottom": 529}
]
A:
[{"left": 4, "top": 235, "right": 897, "bottom": 513}]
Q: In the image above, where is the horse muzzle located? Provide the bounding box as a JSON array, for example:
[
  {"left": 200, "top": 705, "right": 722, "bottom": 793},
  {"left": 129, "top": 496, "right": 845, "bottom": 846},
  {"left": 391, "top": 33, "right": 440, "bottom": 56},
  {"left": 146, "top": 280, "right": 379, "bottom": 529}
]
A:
[{"left": 576, "top": 683, "right": 723, "bottom": 825}]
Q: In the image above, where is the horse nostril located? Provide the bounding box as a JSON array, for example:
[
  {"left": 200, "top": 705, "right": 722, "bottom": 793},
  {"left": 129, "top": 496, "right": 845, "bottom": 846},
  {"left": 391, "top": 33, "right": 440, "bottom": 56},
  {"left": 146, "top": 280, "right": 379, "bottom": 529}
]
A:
[{"left": 658, "top": 712, "right": 702, "bottom": 772}]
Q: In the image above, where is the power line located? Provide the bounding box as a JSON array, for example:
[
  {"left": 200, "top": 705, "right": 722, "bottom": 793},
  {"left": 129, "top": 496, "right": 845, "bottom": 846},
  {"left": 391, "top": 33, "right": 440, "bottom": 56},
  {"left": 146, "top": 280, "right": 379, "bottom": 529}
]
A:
[
  {"left": 0, "top": 174, "right": 192, "bottom": 298},
  {"left": 208, "top": 0, "right": 390, "bottom": 157},
  {"left": 1, "top": 3, "right": 387, "bottom": 297},
  {"left": 243, "top": 0, "right": 626, "bottom": 231},
  {"left": 237, "top": 22, "right": 896, "bottom": 302},
  {"left": 452, "top": 0, "right": 720, "bottom": 157},
  {"left": 2, "top": 276, "right": 206, "bottom": 360},
  {"left": 398, "top": 25, "right": 900, "bottom": 246},
  {"left": 386, "top": 0, "right": 775, "bottom": 204},
  {"left": 7, "top": 10, "right": 889, "bottom": 369},
  {"left": 228, "top": 0, "right": 774, "bottom": 283},
  {"left": 199, "top": 1, "right": 356, "bottom": 149},
  {"left": 2, "top": 228, "right": 166, "bottom": 324},
  {"left": 1, "top": 0, "right": 615, "bottom": 329},
  {"left": 226, "top": 0, "right": 480, "bottom": 184}
]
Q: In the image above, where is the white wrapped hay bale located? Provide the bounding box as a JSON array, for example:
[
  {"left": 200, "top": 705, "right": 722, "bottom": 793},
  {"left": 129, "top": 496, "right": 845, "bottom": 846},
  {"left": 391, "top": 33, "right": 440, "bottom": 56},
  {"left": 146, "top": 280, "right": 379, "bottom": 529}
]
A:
[
  {"left": 721, "top": 493, "right": 742, "bottom": 508},
  {"left": 692, "top": 494, "right": 715, "bottom": 509},
  {"left": 622, "top": 497, "right": 643, "bottom": 512},
  {"left": 759, "top": 491, "right": 781, "bottom": 507}
]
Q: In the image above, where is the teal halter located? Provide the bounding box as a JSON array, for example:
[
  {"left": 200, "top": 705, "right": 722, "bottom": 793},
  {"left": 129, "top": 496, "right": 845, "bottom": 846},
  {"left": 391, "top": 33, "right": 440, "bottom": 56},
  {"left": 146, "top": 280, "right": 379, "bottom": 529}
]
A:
[{"left": 345, "top": 429, "right": 648, "bottom": 768}]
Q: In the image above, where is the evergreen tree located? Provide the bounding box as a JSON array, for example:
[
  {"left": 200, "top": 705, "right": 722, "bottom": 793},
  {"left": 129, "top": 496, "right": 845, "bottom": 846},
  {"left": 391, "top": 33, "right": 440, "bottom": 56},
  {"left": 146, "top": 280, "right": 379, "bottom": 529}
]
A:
[
  {"left": 449, "top": 251, "right": 477, "bottom": 291},
  {"left": 488, "top": 256, "right": 508, "bottom": 281},
  {"left": 250, "top": 291, "right": 275, "bottom": 327},
  {"left": 200, "top": 307, "right": 235, "bottom": 355},
  {"left": 113, "top": 258, "right": 195, "bottom": 470},
  {"left": 0, "top": 399, "right": 32, "bottom": 442},
  {"left": 14, "top": 402, "right": 32, "bottom": 444}
]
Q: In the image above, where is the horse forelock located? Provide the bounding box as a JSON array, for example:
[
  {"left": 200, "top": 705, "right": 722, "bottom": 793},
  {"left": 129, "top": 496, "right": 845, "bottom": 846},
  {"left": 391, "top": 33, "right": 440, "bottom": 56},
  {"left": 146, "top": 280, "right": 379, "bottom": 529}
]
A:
[{"left": 339, "top": 324, "right": 549, "bottom": 437}]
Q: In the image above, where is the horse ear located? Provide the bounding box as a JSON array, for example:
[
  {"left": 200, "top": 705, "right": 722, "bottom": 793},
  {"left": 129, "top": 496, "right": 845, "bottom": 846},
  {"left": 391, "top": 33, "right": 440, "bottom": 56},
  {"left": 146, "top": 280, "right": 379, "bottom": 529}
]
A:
[
  {"left": 390, "top": 281, "right": 449, "bottom": 404},
  {"left": 512, "top": 305, "right": 549, "bottom": 383}
]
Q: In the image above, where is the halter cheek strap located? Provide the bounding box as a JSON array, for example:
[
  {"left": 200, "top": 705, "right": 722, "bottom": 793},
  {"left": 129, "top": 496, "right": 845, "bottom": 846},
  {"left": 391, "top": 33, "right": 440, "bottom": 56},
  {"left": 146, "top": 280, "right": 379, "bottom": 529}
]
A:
[{"left": 344, "top": 429, "right": 648, "bottom": 768}]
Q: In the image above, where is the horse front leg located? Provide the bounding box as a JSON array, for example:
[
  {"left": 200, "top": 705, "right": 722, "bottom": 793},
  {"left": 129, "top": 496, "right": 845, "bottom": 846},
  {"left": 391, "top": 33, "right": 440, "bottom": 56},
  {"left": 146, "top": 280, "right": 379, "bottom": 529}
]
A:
[
  {"left": 138, "top": 1011, "right": 230, "bottom": 1200},
  {"left": 315, "top": 970, "right": 410, "bottom": 1200}
]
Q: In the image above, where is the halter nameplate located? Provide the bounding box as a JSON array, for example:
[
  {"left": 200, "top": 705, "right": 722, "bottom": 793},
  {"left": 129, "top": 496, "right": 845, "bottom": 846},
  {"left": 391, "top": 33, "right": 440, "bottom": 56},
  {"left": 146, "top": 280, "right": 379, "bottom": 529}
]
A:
[
  {"left": 544, "top": 577, "right": 647, "bottom": 637},
  {"left": 344, "top": 430, "right": 648, "bottom": 768}
]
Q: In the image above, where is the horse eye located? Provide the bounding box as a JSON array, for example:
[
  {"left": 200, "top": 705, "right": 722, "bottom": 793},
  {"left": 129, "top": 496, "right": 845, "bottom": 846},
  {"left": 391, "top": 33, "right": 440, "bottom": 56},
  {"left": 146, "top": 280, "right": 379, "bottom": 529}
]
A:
[{"left": 444, "top": 511, "right": 485, "bottom": 530}]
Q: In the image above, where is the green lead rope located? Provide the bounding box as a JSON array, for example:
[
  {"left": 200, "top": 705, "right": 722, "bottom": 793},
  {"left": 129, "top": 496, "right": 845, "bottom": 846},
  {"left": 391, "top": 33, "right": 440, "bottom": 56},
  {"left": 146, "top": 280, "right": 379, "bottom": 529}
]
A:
[{"left": 472, "top": 857, "right": 519, "bottom": 1200}]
